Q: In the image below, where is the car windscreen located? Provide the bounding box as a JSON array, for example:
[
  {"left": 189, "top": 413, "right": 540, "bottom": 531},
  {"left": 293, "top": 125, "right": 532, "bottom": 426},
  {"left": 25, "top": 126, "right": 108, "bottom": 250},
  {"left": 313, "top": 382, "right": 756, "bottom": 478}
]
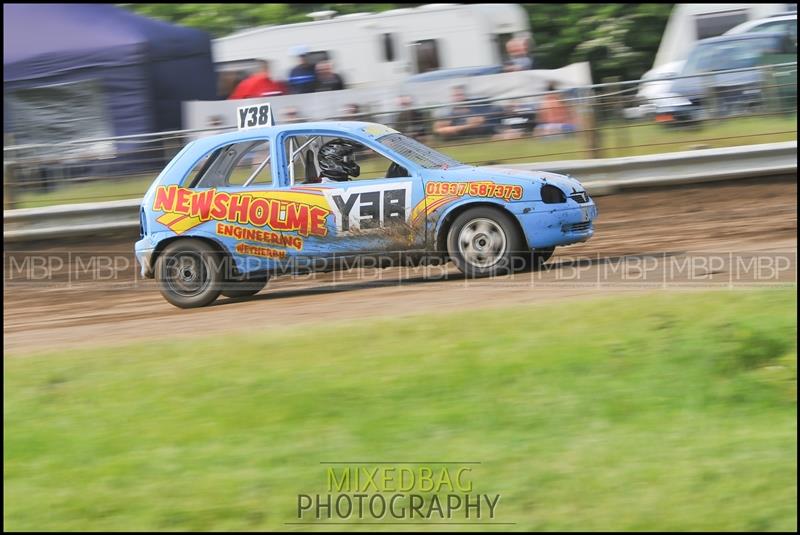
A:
[
  {"left": 377, "top": 133, "right": 464, "bottom": 169},
  {"left": 683, "top": 37, "right": 782, "bottom": 75}
]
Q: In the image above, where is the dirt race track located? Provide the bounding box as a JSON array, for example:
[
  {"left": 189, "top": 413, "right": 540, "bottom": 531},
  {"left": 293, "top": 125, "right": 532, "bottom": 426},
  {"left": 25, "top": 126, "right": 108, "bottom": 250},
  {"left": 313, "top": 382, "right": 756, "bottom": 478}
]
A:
[{"left": 4, "top": 177, "right": 797, "bottom": 356}]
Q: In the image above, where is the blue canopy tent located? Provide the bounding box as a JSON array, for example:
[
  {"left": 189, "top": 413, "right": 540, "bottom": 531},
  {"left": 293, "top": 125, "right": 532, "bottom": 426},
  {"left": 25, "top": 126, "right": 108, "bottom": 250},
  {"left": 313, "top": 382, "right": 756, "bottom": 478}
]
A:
[{"left": 4, "top": 3, "right": 216, "bottom": 183}]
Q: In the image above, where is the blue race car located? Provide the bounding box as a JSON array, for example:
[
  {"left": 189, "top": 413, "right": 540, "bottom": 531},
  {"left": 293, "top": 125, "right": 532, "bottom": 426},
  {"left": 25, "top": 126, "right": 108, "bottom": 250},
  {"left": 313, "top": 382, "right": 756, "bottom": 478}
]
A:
[{"left": 136, "top": 116, "right": 597, "bottom": 308}]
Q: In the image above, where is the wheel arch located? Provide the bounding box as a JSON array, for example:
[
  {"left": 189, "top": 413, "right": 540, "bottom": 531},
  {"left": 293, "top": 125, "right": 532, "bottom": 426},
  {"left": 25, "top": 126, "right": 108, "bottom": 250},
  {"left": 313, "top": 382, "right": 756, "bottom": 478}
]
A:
[
  {"left": 435, "top": 200, "right": 527, "bottom": 253},
  {"left": 152, "top": 234, "right": 236, "bottom": 274}
]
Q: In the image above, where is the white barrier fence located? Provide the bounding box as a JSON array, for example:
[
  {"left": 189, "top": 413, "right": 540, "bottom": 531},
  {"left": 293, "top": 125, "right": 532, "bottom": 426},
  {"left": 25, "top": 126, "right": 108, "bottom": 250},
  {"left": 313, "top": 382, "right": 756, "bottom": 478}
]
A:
[{"left": 3, "top": 141, "right": 797, "bottom": 242}]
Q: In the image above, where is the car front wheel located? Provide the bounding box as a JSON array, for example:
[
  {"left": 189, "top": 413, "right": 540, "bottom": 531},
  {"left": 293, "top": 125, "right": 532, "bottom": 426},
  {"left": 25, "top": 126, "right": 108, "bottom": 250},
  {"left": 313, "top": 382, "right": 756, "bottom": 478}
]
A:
[{"left": 446, "top": 207, "right": 527, "bottom": 277}]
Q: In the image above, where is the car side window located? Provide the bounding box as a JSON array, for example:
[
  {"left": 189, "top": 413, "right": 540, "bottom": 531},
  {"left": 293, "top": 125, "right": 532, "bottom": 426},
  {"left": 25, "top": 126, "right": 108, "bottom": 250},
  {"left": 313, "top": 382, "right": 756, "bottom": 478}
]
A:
[
  {"left": 750, "top": 20, "right": 788, "bottom": 34},
  {"left": 184, "top": 139, "right": 273, "bottom": 188},
  {"left": 284, "top": 134, "right": 409, "bottom": 185},
  {"left": 750, "top": 21, "right": 798, "bottom": 49}
]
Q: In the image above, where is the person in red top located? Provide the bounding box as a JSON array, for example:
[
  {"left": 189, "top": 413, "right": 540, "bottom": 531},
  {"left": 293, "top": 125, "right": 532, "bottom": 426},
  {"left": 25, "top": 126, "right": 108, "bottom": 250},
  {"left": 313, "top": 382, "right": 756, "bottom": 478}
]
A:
[{"left": 227, "top": 60, "right": 287, "bottom": 100}]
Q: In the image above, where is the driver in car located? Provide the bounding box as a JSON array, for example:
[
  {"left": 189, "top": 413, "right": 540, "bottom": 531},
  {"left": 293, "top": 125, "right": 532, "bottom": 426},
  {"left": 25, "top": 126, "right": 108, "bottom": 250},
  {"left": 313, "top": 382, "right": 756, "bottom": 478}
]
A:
[{"left": 315, "top": 138, "right": 361, "bottom": 183}]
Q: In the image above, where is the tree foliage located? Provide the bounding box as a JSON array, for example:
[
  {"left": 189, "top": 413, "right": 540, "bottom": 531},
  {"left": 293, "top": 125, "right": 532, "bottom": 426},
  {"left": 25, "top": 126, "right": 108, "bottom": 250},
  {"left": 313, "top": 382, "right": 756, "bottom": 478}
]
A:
[
  {"left": 525, "top": 3, "right": 673, "bottom": 80},
  {"left": 120, "top": 3, "right": 673, "bottom": 81}
]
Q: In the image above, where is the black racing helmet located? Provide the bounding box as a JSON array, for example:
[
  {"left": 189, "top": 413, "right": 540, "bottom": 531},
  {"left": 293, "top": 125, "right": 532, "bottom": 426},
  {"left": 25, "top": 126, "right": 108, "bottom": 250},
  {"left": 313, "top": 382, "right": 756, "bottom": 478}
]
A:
[{"left": 318, "top": 139, "right": 361, "bottom": 181}]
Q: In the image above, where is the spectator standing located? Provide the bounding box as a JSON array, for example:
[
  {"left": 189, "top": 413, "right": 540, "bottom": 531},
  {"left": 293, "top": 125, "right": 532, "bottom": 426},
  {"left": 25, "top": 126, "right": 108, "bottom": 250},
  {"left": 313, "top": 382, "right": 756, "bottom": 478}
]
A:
[
  {"left": 287, "top": 45, "right": 317, "bottom": 94},
  {"left": 315, "top": 61, "right": 346, "bottom": 92},
  {"left": 227, "top": 60, "right": 286, "bottom": 100}
]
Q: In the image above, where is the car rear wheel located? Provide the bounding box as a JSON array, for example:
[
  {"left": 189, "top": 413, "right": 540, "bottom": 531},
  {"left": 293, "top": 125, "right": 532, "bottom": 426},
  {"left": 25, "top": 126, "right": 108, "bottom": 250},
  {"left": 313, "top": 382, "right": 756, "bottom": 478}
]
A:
[
  {"left": 446, "top": 207, "right": 526, "bottom": 277},
  {"left": 221, "top": 276, "right": 269, "bottom": 298},
  {"left": 155, "top": 239, "right": 224, "bottom": 309}
]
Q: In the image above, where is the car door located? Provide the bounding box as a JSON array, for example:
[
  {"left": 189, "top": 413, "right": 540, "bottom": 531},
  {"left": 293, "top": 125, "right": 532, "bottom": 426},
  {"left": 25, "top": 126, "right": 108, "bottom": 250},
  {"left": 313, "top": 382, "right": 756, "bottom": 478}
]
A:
[
  {"left": 183, "top": 135, "right": 319, "bottom": 276},
  {"left": 280, "top": 132, "right": 427, "bottom": 260}
]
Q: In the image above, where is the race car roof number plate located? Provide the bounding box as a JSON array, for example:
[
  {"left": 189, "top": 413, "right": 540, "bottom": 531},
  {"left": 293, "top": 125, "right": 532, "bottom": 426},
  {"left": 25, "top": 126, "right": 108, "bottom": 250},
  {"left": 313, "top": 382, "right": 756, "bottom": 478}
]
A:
[{"left": 237, "top": 103, "right": 273, "bottom": 130}]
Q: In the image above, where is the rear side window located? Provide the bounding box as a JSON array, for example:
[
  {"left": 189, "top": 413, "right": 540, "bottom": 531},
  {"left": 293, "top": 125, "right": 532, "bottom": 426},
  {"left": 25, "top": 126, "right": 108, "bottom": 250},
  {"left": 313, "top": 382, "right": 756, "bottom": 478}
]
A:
[
  {"left": 185, "top": 140, "right": 273, "bottom": 188},
  {"left": 750, "top": 20, "right": 798, "bottom": 51},
  {"left": 684, "top": 37, "right": 784, "bottom": 74},
  {"left": 750, "top": 19, "right": 793, "bottom": 35}
]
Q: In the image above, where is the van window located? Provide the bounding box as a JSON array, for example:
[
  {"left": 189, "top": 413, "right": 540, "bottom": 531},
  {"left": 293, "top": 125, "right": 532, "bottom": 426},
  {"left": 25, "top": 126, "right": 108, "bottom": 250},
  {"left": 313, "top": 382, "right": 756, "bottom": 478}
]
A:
[
  {"left": 413, "top": 39, "right": 441, "bottom": 73},
  {"left": 694, "top": 10, "right": 748, "bottom": 40}
]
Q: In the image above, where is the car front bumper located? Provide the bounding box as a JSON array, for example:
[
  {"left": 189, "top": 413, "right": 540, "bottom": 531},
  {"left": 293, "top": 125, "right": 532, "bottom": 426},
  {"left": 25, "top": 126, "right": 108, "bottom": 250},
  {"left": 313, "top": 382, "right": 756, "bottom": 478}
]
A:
[{"left": 517, "top": 202, "right": 598, "bottom": 249}]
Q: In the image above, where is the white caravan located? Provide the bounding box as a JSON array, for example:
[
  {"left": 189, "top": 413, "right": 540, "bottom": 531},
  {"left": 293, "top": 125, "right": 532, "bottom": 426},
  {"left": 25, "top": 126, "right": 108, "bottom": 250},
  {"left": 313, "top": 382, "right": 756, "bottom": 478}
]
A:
[{"left": 212, "top": 4, "right": 531, "bottom": 89}]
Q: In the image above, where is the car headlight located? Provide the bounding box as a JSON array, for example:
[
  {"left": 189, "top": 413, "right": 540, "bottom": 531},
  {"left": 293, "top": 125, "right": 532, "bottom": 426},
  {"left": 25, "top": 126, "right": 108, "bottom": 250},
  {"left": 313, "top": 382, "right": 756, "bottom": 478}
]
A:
[{"left": 541, "top": 184, "right": 566, "bottom": 204}]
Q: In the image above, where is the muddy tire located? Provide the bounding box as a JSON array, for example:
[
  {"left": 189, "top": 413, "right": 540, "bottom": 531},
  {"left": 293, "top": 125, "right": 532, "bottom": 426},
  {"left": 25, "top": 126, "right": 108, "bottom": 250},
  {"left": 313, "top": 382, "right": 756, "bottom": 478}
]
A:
[
  {"left": 155, "top": 239, "right": 224, "bottom": 309},
  {"left": 446, "top": 206, "right": 527, "bottom": 277}
]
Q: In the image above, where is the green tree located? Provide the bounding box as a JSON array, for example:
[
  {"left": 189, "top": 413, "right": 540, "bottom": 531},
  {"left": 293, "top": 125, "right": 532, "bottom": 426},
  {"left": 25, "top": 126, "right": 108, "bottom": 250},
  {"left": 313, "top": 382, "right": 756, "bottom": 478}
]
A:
[
  {"left": 119, "top": 4, "right": 422, "bottom": 36},
  {"left": 526, "top": 3, "right": 673, "bottom": 80}
]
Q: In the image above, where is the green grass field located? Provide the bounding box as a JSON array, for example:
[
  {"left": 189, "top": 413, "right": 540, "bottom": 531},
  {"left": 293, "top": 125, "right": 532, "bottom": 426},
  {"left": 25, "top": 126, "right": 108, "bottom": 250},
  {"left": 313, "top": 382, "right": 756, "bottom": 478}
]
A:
[
  {"left": 11, "top": 114, "right": 797, "bottom": 208},
  {"left": 4, "top": 289, "right": 797, "bottom": 531}
]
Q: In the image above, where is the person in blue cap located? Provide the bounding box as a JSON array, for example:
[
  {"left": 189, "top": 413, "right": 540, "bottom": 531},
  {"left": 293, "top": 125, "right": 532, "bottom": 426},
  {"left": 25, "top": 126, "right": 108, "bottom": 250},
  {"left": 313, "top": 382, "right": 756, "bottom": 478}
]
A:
[{"left": 287, "top": 45, "right": 317, "bottom": 94}]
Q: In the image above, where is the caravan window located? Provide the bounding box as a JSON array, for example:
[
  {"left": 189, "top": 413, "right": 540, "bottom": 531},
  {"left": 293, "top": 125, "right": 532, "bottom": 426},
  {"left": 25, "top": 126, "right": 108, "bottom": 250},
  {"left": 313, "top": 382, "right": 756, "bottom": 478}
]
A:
[
  {"left": 382, "top": 33, "right": 396, "bottom": 62},
  {"left": 413, "top": 39, "right": 441, "bottom": 73},
  {"left": 306, "top": 50, "right": 331, "bottom": 68},
  {"left": 215, "top": 59, "right": 261, "bottom": 98},
  {"left": 694, "top": 10, "right": 748, "bottom": 40}
]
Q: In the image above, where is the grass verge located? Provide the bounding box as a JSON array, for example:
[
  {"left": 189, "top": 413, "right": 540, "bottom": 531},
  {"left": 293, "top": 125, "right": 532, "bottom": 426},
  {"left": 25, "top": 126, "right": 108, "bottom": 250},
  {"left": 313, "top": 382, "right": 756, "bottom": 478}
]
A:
[{"left": 4, "top": 289, "right": 797, "bottom": 531}]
